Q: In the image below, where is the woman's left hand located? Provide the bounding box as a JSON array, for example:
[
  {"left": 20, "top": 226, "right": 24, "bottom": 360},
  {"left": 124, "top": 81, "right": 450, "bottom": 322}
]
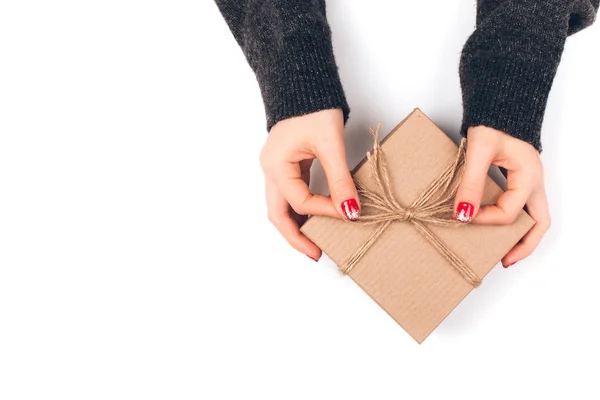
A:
[{"left": 454, "top": 126, "right": 551, "bottom": 268}]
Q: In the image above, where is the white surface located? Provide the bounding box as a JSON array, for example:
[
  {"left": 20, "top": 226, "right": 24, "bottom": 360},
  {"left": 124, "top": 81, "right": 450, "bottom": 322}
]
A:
[{"left": 1, "top": 1, "right": 599, "bottom": 399}]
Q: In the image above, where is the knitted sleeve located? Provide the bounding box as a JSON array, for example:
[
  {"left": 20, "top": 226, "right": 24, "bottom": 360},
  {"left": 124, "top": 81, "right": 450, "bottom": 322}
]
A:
[
  {"left": 459, "top": 0, "right": 599, "bottom": 151},
  {"left": 214, "top": 0, "right": 350, "bottom": 131}
]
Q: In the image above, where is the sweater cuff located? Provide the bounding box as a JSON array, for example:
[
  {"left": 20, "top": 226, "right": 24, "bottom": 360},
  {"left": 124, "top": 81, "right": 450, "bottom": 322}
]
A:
[
  {"left": 256, "top": 33, "right": 350, "bottom": 132},
  {"left": 460, "top": 55, "right": 559, "bottom": 152},
  {"left": 459, "top": 18, "right": 573, "bottom": 155}
]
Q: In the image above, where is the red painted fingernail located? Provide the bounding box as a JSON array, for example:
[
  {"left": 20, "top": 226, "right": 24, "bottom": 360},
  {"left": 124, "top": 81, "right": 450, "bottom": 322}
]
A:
[
  {"left": 307, "top": 255, "right": 319, "bottom": 262},
  {"left": 455, "top": 202, "right": 474, "bottom": 223},
  {"left": 341, "top": 198, "right": 360, "bottom": 221},
  {"left": 504, "top": 262, "right": 516, "bottom": 268}
]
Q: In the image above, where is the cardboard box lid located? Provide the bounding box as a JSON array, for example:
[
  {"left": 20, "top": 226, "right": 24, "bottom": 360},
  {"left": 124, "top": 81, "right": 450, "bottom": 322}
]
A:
[{"left": 300, "top": 109, "right": 535, "bottom": 343}]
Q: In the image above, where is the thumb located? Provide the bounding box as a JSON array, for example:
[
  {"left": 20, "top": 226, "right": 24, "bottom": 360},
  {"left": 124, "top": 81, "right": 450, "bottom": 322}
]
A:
[
  {"left": 454, "top": 142, "right": 493, "bottom": 223},
  {"left": 316, "top": 138, "right": 360, "bottom": 221}
]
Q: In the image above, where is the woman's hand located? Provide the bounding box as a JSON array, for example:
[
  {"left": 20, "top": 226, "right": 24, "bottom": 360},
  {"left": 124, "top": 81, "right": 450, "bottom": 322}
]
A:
[
  {"left": 260, "top": 109, "right": 360, "bottom": 261},
  {"left": 454, "top": 126, "right": 551, "bottom": 268}
]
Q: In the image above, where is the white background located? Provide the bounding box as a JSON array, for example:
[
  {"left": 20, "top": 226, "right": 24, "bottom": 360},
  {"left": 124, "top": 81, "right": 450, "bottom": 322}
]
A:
[{"left": 1, "top": 1, "right": 599, "bottom": 399}]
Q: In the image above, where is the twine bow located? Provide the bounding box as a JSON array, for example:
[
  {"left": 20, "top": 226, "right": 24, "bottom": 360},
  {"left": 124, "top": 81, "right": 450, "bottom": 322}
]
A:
[{"left": 340, "top": 124, "right": 482, "bottom": 288}]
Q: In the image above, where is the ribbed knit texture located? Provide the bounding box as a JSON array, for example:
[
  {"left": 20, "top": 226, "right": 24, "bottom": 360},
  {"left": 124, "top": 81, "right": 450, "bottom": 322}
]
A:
[
  {"left": 214, "top": 0, "right": 349, "bottom": 131},
  {"left": 216, "top": 0, "right": 598, "bottom": 148},
  {"left": 459, "top": 0, "right": 599, "bottom": 151}
]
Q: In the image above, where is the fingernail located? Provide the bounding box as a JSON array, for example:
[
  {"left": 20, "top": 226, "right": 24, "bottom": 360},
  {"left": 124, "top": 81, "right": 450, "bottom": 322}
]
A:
[
  {"left": 341, "top": 198, "right": 360, "bottom": 221},
  {"left": 455, "top": 202, "right": 474, "bottom": 223},
  {"left": 307, "top": 255, "right": 319, "bottom": 262},
  {"left": 504, "top": 262, "right": 516, "bottom": 268}
]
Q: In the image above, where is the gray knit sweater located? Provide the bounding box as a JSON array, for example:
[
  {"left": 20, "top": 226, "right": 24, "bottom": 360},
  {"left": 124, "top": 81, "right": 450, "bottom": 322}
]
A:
[{"left": 215, "top": 0, "right": 598, "bottom": 151}]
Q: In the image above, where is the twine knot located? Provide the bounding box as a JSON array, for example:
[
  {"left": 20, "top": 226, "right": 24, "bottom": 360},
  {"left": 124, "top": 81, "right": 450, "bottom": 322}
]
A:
[
  {"left": 400, "top": 208, "right": 415, "bottom": 222},
  {"left": 339, "top": 124, "right": 482, "bottom": 288}
]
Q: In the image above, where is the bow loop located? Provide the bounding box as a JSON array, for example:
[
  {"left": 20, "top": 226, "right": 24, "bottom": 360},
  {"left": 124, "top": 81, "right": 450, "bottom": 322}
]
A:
[{"left": 340, "top": 125, "right": 481, "bottom": 288}]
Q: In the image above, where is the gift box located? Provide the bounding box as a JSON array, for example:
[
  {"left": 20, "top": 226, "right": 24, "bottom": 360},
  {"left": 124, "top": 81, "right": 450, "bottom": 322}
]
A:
[{"left": 300, "top": 109, "right": 534, "bottom": 343}]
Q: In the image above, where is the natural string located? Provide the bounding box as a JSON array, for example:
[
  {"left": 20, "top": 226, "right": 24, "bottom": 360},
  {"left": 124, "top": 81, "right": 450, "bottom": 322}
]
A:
[{"left": 340, "top": 124, "right": 482, "bottom": 288}]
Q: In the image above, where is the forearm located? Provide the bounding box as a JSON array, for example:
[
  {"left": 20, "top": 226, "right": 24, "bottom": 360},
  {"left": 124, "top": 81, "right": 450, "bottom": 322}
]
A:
[
  {"left": 214, "top": 0, "right": 350, "bottom": 131},
  {"left": 460, "top": 0, "right": 599, "bottom": 151}
]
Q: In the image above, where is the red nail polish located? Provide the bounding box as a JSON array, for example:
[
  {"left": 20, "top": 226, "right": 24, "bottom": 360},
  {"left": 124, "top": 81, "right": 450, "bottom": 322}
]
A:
[
  {"left": 504, "top": 262, "right": 516, "bottom": 268},
  {"left": 307, "top": 255, "right": 318, "bottom": 262},
  {"left": 455, "top": 202, "right": 474, "bottom": 223},
  {"left": 341, "top": 198, "right": 360, "bottom": 221}
]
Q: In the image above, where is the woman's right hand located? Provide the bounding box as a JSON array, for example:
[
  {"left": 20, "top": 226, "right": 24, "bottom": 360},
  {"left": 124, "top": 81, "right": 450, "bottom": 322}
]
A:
[{"left": 260, "top": 109, "right": 360, "bottom": 261}]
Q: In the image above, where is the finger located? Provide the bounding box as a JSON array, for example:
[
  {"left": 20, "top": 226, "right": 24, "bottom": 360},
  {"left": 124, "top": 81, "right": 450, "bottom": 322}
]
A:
[
  {"left": 315, "top": 136, "right": 360, "bottom": 221},
  {"left": 291, "top": 210, "right": 308, "bottom": 228},
  {"left": 300, "top": 159, "right": 312, "bottom": 186},
  {"left": 266, "top": 179, "right": 322, "bottom": 261},
  {"left": 275, "top": 162, "right": 339, "bottom": 219},
  {"left": 473, "top": 169, "right": 533, "bottom": 225},
  {"left": 501, "top": 188, "right": 551, "bottom": 267},
  {"left": 454, "top": 141, "right": 495, "bottom": 223},
  {"left": 291, "top": 160, "right": 312, "bottom": 227}
]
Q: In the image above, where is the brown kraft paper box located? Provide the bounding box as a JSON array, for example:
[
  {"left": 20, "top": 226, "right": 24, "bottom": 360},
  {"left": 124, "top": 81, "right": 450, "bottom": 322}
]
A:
[{"left": 300, "top": 108, "right": 535, "bottom": 343}]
